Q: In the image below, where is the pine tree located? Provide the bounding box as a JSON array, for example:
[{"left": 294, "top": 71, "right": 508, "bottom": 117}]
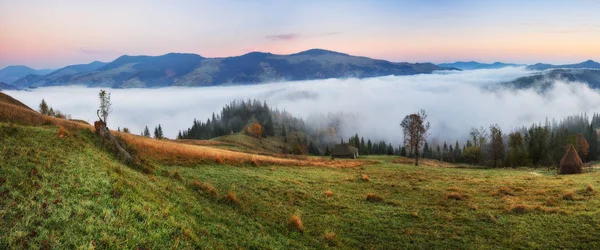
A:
[
  {"left": 143, "top": 126, "right": 151, "bottom": 137},
  {"left": 38, "top": 99, "right": 49, "bottom": 115}
]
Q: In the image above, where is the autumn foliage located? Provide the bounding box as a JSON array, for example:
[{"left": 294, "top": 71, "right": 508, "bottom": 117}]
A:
[{"left": 251, "top": 123, "right": 262, "bottom": 138}]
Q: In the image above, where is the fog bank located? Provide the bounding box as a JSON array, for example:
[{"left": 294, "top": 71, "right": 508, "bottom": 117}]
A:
[{"left": 6, "top": 67, "right": 600, "bottom": 145}]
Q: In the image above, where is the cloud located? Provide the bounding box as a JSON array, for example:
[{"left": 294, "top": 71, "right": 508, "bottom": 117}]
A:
[
  {"left": 265, "top": 32, "right": 339, "bottom": 41},
  {"left": 79, "top": 47, "right": 122, "bottom": 55},
  {"left": 5, "top": 67, "right": 600, "bottom": 146},
  {"left": 265, "top": 33, "right": 300, "bottom": 41}
]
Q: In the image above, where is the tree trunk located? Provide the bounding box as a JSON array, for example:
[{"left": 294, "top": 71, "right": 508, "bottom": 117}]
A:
[
  {"left": 94, "top": 121, "right": 134, "bottom": 165},
  {"left": 415, "top": 147, "right": 420, "bottom": 166}
]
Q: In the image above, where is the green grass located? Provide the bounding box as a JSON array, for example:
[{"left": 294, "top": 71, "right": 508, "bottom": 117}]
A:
[{"left": 1, "top": 122, "right": 600, "bottom": 249}]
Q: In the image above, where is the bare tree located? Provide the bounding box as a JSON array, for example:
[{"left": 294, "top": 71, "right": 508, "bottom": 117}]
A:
[
  {"left": 98, "top": 89, "right": 112, "bottom": 125},
  {"left": 401, "top": 110, "right": 431, "bottom": 166}
]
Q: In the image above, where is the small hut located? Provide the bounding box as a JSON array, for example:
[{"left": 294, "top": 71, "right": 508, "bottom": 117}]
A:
[
  {"left": 559, "top": 144, "right": 583, "bottom": 174},
  {"left": 331, "top": 143, "right": 359, "bottom": 159}
]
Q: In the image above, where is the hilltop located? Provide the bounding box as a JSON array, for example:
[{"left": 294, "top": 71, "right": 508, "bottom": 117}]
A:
[{"left": 10, "top": 49, "right": 453, "bottom": 88}]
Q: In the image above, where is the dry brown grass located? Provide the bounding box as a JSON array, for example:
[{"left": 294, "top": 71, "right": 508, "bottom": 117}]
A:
[
  {"left": 117, "top": 132, "right": 368, "bottom": 168},
  {"left": 57, "top": 126, "right": 67, "bottom": 138},
  {"left": 587, "top": 184, "right": 594, "bottom": 192},
  {"left": 366, "top": 193, "right": 384, "bottom": 203},
  {"left": 325, "top": 190, "right": 334, "bottom": 197},
  {"left": 288, "top": 215, "right": 304, "bottom": 232},
  {"left": 392, "top": 157, "right": 455, "bottom": 167},
  {"left": 0, "top": 101, "right": 91, "bottom": 131}
]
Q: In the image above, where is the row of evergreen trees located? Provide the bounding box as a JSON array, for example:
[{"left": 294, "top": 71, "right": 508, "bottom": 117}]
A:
[
  {"left": 177, "top": 99, "right": 309, "bottom": 140},
  {"left": 420, "top": 114, "right": 599, "bottom": 168}
]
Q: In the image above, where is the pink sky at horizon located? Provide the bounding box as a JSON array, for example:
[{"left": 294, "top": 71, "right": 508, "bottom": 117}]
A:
[{"left": 2, "top": 0, "right": 600, "bottom": 69}]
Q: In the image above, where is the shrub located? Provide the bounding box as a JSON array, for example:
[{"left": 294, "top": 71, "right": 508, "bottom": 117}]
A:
[
  {"left": 224, "top": 190, "right": 240, "bottom": 205},
  {"left": 171, "top": 170, "right": 183, "bottom": 181},
  {"left": 325, "top": 190, "right": 333, "bottom": 197},
  {"left": 288, "top": 215, "right": 303, "bottom": 232},
  {"left": 587, "top": 184, "right": 594, "bottom": 192},
  {"left": 445, "top": 192, "right": 464, "bottom": 201},
  {"left": 324, "top": 232, "right": 337, "bottom": 246},
  {"left": 215, "top": 157, "right": 223, "bottom": 165},
  {"left": 366, "top": 193, "right": 384, "bottom": 203},
  {"left": 497, "top": 186, "right": 513, "bottom": 196},
  {"left": 509, "top": 204, "right": 528, "bottom": 214},
  {"left": 192, "top": 180, "right": 218, "bottom": 198},
  {"left": 361, "top": 174, "right": 370, "bottom": 182},
  {"left": 57, "top": 126, "right": 67, "bottom": 138},
  {"left": 562, "top": 191, "right": 575, "bottom": 201}
]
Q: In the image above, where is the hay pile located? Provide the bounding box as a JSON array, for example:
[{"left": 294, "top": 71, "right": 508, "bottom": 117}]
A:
[{"left": 559, "top": 144, "right": 583, "bottom": 175}]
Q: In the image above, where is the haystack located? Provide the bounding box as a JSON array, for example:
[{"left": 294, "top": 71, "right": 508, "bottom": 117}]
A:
[{"left": 559, "top": 144, "right": 583, "bottom": 174}]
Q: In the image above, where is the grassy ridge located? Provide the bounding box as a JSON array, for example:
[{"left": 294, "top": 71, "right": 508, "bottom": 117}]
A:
[{"left": 1, "top": 123, "right": 600, "bottom": 249}]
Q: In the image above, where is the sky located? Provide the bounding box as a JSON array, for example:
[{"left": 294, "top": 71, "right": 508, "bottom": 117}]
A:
[
  {"left": 6, "top": 67, "right": 600, "bottom": 144},
  {"left": 2, "top": 0, "right": 600, "bottom": 69}
]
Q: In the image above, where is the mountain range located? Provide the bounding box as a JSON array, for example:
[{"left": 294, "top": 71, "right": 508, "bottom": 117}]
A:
[
  {"left": 500, "top": 68, "right": 600, "bottom": 92},
  {"left": 0, "top": 65, "right": 54, "bottom": 84},
  {"left": 6, "top": 49, "right": 455, "bottom": 89},
  {"left": 526, "top": 60, "right": 600, "bottom": 71},
  {"left": 438, "top": 61, "right": 522, "bottom": 70}
]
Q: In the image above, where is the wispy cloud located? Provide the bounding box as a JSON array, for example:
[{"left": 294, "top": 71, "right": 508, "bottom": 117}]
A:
[
  {"left": 265, "top": 32, "right": 340, "bottom": 41},
  {"left": 265, "top": 33, "right": 300, "bottom": 41},
  {"left": 79, "top": 47, "right": 122, "bottom": 55},
  {"left": 9, "top": 67, "right": 600, "bottom": 146}
]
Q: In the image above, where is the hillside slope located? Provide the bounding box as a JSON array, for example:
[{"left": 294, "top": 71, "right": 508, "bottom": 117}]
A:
[{"left": 2, "top": 93, "right": 600, "bottom": 248}]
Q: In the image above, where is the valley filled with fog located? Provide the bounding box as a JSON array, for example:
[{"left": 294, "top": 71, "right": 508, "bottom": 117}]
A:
[{"left": 6, "top": 67, "right": 600, "bottom": 144}]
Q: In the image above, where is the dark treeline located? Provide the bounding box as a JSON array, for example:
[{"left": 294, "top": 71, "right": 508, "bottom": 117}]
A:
[
  {"left": 177, "top": 99, "right": 306, "bottom": 140},
  {"left": 420, "top": 114, "right": 599, "bottom": 168}
]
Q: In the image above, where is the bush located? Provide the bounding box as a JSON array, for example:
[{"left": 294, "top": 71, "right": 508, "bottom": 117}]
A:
[
  {"left": 361, "top": 174, "right": 370, "bottom": 182},
  {"left": 224, "top": 190, "right": 240, "bottom": 205},
  {"left": 288, "top": 215, "right": 303, "bottom": 232},
  {"left": 366, "top": 193, "right": 384, "bottom": 203},
  {"left": 325, "top": 190, "right": 334, "bottom": 197}
]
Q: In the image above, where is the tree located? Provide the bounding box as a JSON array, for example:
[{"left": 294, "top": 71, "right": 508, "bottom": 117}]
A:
[
  {"left": 400, "top": 110, "right": 431, "bottom": 166},
  {"left": 98, "top": 89, "right": 112, "bottom": 124},
  {"left": 577, "top": 133, "right": 590, "bottom": 161},
  {"left": 143, "top": 126, "right": 151, "bottom": 137},
  {"left": 251, "top": 123, "right": 263, "bottom": 139},
  {"left": 122, "top": 127, "right": 130, "bottom": 133},
  {"left": 154, "top": 125, "right": 164, "bottom": 139},
  {"left": 281, "top": 124, "right": 287, "bottom": 137},
  {"left": 489, "top": 124, "right": 505, "bottom": 168},
  {"left": 507, "top": 132, "right": 529, "bottom": 167},
  {"left": 39, "top": 99, "right": 49, "bottom": 115}
]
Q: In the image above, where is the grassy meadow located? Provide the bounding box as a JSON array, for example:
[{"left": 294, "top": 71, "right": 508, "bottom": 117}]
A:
[{"left": 1, "top": 122, "right": 600, "bottom": 249}]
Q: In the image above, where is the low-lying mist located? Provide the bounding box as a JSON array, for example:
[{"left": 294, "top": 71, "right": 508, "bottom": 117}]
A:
[{"left": 6, "top": 67, "right": 600, "bottom": 145}]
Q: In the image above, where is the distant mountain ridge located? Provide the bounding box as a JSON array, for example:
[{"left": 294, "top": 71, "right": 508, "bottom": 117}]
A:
[
  {"left": 438, "top": 61, "right": 522, "bottom": 70},
  {"left": 10, "top": 49, "right": 454, "bottom": 89},
  {"left": 12, "top": 61, "right": 107, "bottom": 89},
  {"left": 499, "top": 68, "right": 600, "bottom": 92},
  {"left": 0, "top": 65, "right": 54, "bottom": 84},
  {"left": 0, "top": 82, "right": 20, "bottom": 91},
  {"left": 526, "top": 60, "right": 600, "bottom": 71}
]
